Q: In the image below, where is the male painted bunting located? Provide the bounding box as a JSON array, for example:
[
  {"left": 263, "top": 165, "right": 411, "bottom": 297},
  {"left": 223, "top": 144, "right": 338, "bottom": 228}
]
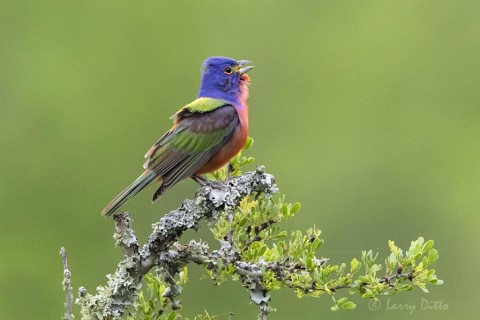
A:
[{"left": 102, "top": 56, "right": 253, "bottom": 216}]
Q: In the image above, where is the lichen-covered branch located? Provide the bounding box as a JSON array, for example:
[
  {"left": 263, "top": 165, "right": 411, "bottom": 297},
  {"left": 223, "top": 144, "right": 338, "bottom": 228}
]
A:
[
  {"left": 76, "top": 166, "right": 278, "bottom": 319},
  {"left": 59, "top": 247, "right": 74, "bottom": 320}
]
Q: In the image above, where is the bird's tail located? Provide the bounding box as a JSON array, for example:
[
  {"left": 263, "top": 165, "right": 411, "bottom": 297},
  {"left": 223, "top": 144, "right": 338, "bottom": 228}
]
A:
[{"left": 101, "top": 170, "right": 157, "bottom": 216}]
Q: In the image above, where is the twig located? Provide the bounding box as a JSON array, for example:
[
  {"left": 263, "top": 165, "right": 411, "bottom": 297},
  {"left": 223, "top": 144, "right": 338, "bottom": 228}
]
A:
[
  {"left": 380, "top": 272, "right": 414, "bottom": 284},
  {"left": 243, "top": 219, "right": 277, "bottom": 250},
  {"left": 59, "top": 247, "right": 73, "bottom": 320},
  {"left": 113, "top": 212, "right": 139, "bottom": 257}
]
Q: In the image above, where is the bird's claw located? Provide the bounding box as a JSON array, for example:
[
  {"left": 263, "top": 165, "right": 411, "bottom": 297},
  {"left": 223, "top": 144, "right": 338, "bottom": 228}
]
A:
[
  {"left": 192, "top": 175, "right": 228, "bottom": 191},
  {"left": 202, "top": 179, "right": 228, "bottom": 191}
]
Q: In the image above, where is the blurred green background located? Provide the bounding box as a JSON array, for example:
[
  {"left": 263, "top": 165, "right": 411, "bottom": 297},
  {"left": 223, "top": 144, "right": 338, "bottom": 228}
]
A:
[{"left": 1, "top": 1, "right": 479, "bottom": 319}]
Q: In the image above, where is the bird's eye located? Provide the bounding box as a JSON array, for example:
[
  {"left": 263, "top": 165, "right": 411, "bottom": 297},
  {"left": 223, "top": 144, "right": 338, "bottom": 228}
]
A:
[{"left": 223, "top": 66, "right": 233, "bottom": 75}]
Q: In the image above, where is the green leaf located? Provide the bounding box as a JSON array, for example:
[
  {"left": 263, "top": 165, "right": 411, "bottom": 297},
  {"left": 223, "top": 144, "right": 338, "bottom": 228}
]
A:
[
  {"left": 422, "top": 239, "right": 434, "bottom": 253},
  {"left": 290, "top": 202, "right": 301, "bottom": 214},
  {"left": 350, "top": 258, "right": 361, "bottom": 273},
  {"left": 244, "top": 136, "right": 254, "bottom": 149},
  {"left": 369, "top": 264, "right": 382, "bottom": 274},
  {"left": 427, "top": 249, "right": 439, "bottom": 266},
  {"left": 342, "top": 301, "right": 356, "bottom": 310}
]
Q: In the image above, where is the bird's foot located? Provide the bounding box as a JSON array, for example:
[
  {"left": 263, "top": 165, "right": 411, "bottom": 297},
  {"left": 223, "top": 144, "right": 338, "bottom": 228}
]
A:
[{"left": 192, "top": 175, "right": 228, "bottom": 190}]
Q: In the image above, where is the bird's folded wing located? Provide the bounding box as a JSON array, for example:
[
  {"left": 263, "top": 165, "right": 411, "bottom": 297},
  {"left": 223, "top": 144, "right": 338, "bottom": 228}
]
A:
[
  {"left": 144, "top": 103, "right": 239, "bottom": 201},
  {"left": 144, "top": 97, "right": 229, "bottom": 160}
]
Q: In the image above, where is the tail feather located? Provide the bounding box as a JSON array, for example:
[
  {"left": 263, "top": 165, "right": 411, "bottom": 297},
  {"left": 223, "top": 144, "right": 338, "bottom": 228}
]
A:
[{"left": 101, "top": 170, "right": 157, "bottom": 216}]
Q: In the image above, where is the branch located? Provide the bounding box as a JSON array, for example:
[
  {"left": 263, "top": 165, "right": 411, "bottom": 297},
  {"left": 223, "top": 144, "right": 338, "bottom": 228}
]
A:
[
  {"left": 77, "top": 166, "right": 278, "bottom": 319},
  {"left": 75, "top": 164, "right": 442, "bottom": 319},
  {"left": 59, "top": 247, "right": 73, "bottom": 320}
]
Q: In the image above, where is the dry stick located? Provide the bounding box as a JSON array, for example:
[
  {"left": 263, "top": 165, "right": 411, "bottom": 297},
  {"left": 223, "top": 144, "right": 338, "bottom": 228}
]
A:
[{"left": 59, "top": 247, "right": 73, "bottom": 320}]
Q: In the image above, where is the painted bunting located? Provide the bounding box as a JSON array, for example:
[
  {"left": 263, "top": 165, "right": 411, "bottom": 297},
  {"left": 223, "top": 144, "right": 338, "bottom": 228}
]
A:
[{"left": 102, "top": 57, "right": 253, "bottom": 216}]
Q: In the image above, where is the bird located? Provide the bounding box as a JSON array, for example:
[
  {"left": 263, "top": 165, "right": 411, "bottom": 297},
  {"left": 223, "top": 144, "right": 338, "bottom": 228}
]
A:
[{"left": 101, "top": 56, "right": 254, "bottom": 216}]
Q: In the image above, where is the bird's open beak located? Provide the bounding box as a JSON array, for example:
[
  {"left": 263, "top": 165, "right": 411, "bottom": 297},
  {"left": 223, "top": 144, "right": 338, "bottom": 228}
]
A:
[{"left": 237, "top": 60, "right": 254, "bottom": 74}]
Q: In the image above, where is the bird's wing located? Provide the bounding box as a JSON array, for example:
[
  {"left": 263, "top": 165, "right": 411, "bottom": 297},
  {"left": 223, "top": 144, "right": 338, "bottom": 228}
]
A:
[
  {"left": 144, "top": 98, "right": 238, "bottom": 201},
  {"left": 144, "top": 97, "right": 229, "bottom": 159}
]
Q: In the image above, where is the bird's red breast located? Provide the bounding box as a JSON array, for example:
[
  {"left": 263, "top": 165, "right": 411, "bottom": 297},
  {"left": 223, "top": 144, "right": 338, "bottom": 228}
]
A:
[{"left": 196, "top": 82, "right": 249, "bottom": 174}]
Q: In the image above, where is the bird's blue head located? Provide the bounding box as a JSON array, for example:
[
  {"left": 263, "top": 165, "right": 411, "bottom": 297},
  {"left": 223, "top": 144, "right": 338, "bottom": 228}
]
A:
[{"left": 198, "top": 56, "right": 254, "bottom": 104}]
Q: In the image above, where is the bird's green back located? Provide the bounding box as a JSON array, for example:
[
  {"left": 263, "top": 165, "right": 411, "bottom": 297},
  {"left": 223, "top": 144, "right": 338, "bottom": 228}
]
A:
[{"left": 172, "top": 97, "right": 229, "bottom": 119}]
